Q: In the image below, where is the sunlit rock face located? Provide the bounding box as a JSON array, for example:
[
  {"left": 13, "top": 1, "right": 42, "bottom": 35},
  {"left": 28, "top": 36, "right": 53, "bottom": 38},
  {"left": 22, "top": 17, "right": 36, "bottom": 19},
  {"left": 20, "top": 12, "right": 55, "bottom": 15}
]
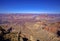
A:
[{"left": 0, "top": 14, "right": 60, "bottom": 41}]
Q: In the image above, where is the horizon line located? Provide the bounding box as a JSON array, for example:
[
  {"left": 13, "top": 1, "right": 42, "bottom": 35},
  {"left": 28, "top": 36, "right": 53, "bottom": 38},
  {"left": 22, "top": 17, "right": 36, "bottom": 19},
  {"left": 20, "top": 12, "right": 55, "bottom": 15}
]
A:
[{"left": 0, "top": 12, "right": 60, "bottom": 14}]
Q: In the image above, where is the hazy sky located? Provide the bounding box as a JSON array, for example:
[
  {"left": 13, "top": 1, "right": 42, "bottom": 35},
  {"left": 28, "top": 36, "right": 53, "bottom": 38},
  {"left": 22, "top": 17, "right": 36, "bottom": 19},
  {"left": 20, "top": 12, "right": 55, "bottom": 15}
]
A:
[{"left": 0, "top": 0, "right": 60, "bottom": 13}]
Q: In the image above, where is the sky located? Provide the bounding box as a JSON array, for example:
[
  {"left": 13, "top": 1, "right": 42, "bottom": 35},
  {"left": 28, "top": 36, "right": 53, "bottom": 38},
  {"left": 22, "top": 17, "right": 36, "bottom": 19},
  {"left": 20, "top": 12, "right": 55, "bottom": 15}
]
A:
[{"left": 0, "top": 0, "right": 60, "bottom": 13}]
